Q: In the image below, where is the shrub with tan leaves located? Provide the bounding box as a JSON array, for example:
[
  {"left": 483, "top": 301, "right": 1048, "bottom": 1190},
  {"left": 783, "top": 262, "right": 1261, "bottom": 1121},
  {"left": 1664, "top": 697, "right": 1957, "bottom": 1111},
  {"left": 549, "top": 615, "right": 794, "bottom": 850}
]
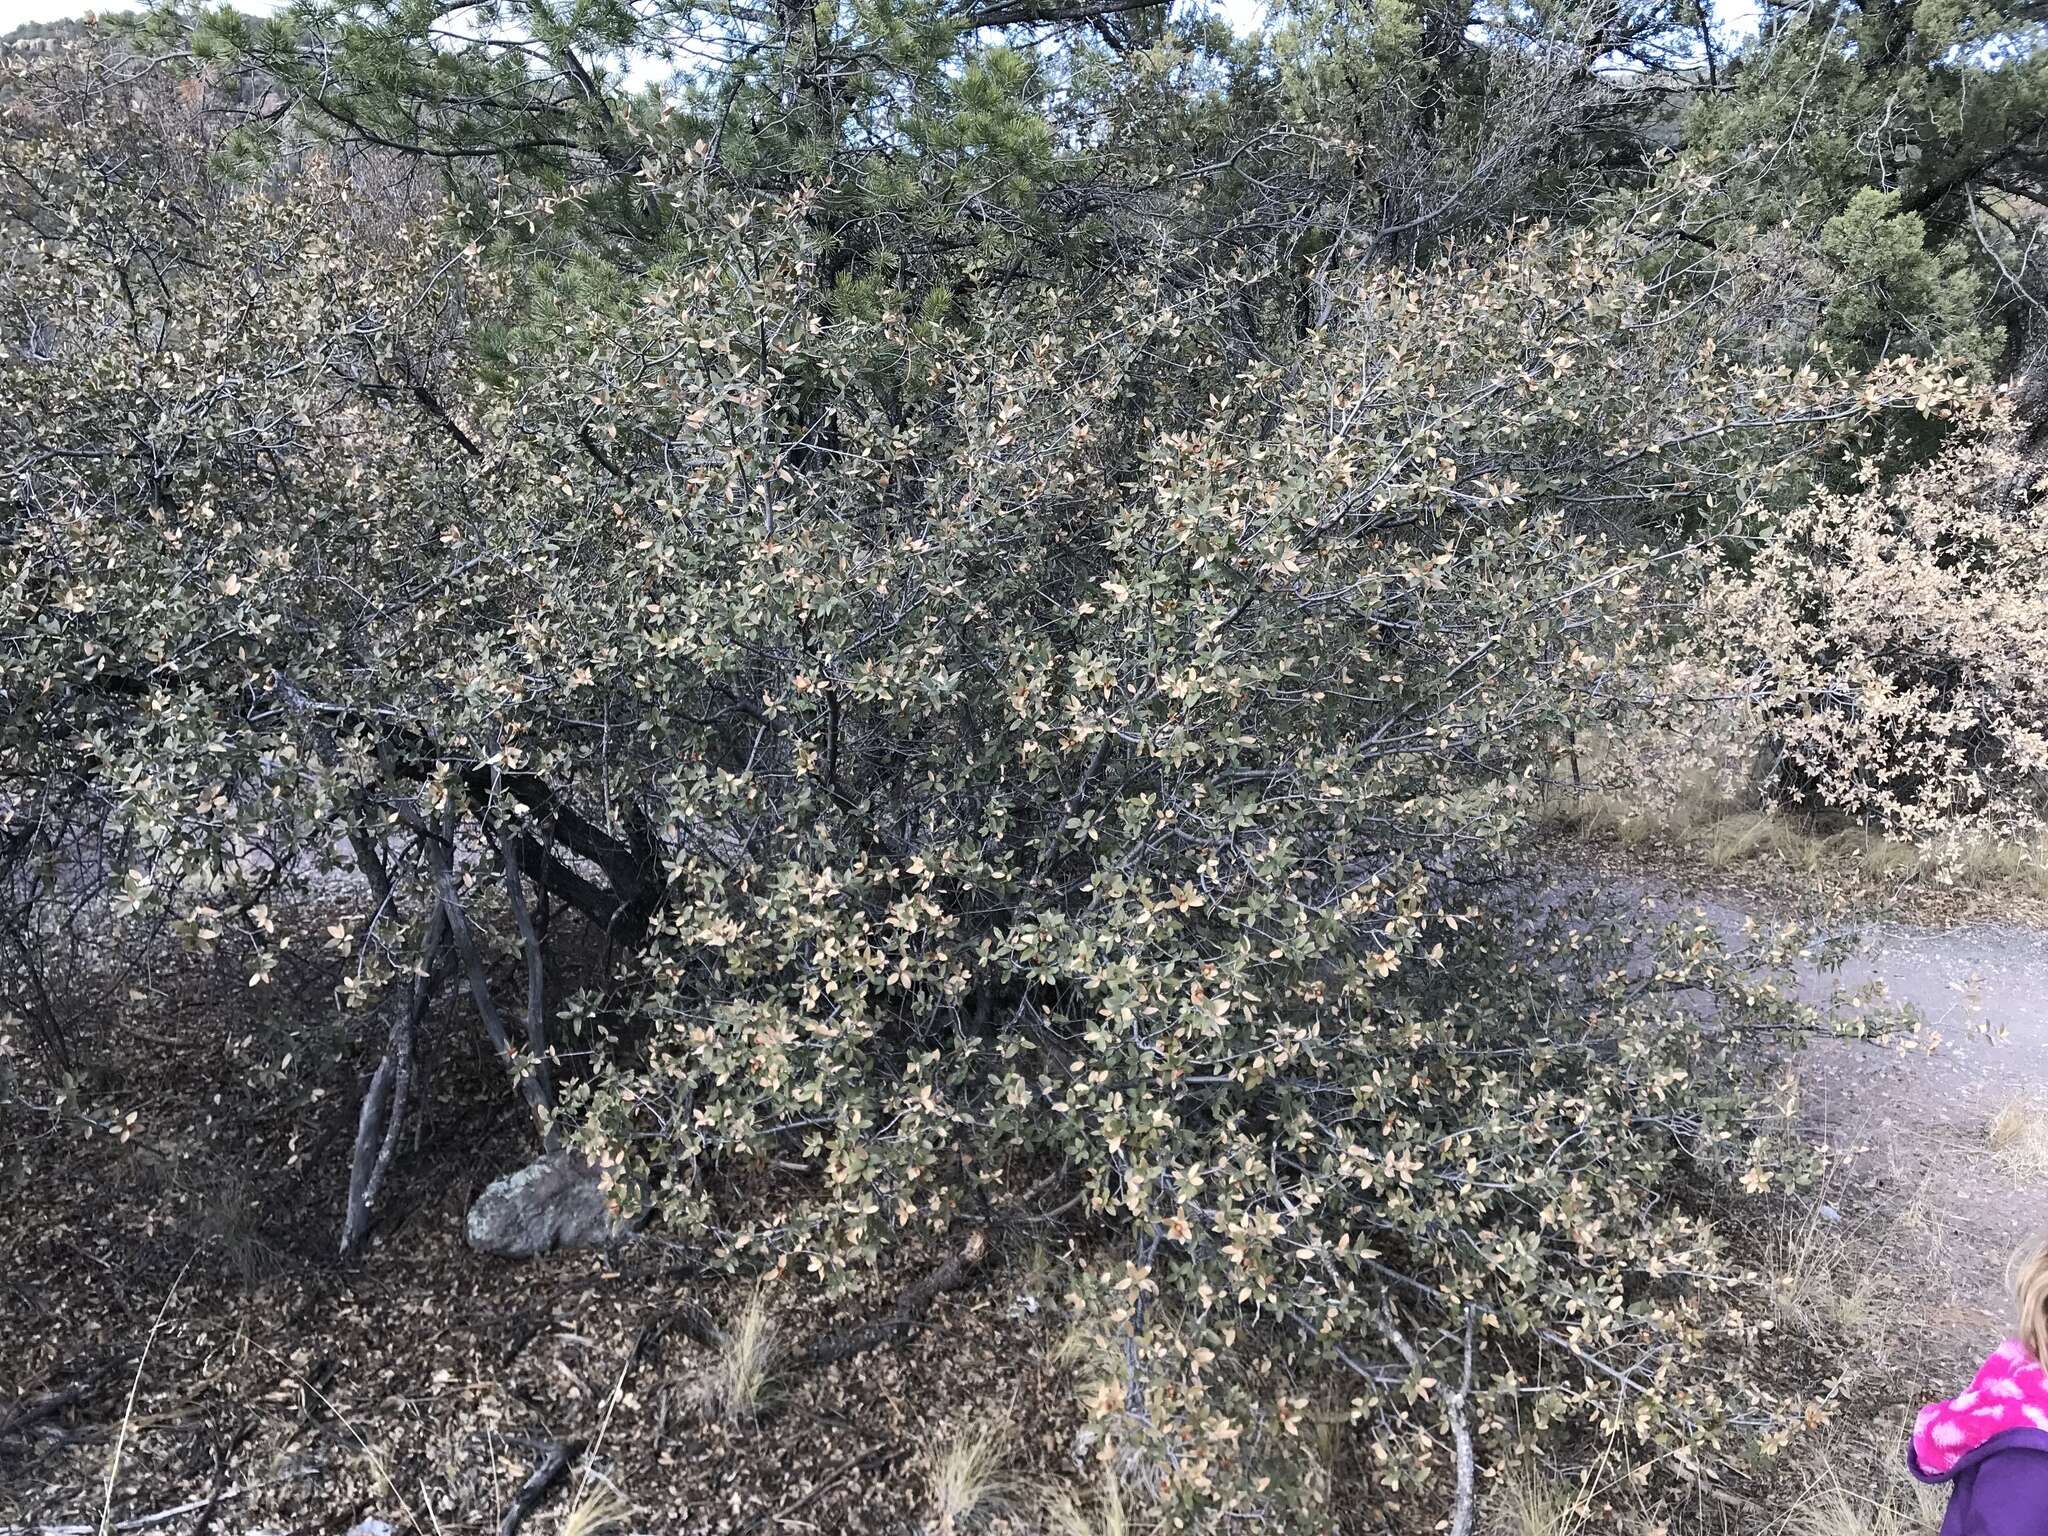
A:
[
  {"left": 1703, "top": 417, "right": 2048, "bottom": 842},
  {"left": 0, "top": 36, "right": 1956, "bottom": 1536}
]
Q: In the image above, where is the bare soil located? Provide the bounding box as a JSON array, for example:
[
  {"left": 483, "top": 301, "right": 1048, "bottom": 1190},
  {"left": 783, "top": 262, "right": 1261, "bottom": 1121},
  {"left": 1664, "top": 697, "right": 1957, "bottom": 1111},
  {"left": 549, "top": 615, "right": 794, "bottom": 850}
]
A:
[
  {"left": 11, "top": 858, "right": 2048, "bottom": 1536},
  {"left": 0, "top": 945, "right": 1080, "bottom": 1536},
  {"left": 1798, "top": 916, "right": 2048, "bottom": 1359},
  {"left": 1591, "top": 849, "right": 2048, "bottom": 1397}
]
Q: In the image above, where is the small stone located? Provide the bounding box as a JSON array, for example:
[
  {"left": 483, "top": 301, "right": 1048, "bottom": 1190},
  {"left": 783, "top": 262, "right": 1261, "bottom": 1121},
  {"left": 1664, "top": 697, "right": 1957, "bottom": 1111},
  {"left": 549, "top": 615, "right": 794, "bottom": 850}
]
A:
[{"left": 465, "top": 1150, "right": 647, "bottom": 1259}]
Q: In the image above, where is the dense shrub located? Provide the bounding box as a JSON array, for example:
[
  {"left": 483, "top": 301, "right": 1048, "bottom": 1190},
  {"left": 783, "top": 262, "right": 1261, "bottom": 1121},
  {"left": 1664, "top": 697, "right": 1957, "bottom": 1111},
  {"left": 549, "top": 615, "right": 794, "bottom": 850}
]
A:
[
  {"left": 544, "top": 217, "right": 1947, "bottom": 1518},
  {"left": 1702, "top": 417, "right": 2048, "bottom": 841},
  {"left": 0, "top": 29, "right": 1965, "bottom": 1533}
]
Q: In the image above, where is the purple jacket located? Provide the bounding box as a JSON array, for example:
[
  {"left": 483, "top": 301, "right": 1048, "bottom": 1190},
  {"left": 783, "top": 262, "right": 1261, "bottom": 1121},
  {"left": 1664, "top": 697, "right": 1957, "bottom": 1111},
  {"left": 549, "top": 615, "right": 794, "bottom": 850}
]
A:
[{"left": 1912, "top": 1429, "right": 2048, "bottom": 1534}]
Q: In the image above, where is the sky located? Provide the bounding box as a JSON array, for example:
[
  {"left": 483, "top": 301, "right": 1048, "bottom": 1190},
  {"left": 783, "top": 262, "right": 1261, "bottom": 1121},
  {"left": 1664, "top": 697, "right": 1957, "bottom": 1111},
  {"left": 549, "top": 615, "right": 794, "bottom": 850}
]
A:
[
  {"left": 1, "top": 0, "right": 126, "bottom": 22},
  {"left": 0, "top": 0, "right": 233, "bottom": 20},
  {"left": 0, "top": 0, "right": 150, "bottom": 23}
]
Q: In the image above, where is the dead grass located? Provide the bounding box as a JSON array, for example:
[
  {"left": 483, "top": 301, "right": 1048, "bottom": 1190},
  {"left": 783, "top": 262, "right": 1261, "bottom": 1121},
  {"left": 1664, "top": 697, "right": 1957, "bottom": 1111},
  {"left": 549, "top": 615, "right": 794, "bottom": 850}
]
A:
[
  {"left": 1483, "top": 1472, "right": 1585, "bottom": 1536},
  {"left": 1788, "top": 1426, "right": 1944, "bottom": 1536},
  {"left": 557, "top": 1483, "right": 634, "bottom": 1536},
  {"left": 1988, "top": 1095, "right": 2048, "bottom": 1178},
  {"left": 926, "top": 1415, "right": 1016, "bottom": 1534},
  {"left": 13, "top": 838, "right": 2029, "bottom": 1536},
  {"left": 186, "top": 1166, "right": 283, "bottom": 1288},
  {"left": 1042, "top": 1471, "right": 1143, "bottom": 1536},
  {"left": 1, "top": 935, "right": 1089, "bottom": 1536},
  {"left": 1762, "top": 1199, "right": 1877, "bottom": 1346},
  {"left": 1550, "top": 784, "right": 2048, "bottom": 902},
  {"left": 1879, "top": 1165, "right": 1972, "bottom": 1310},
  {"left": 693, "top": 1288, "right": 785, "bottom": 1424},
  {"left": 1539, "top": 725, "right": 2048, "bottom": 924}
]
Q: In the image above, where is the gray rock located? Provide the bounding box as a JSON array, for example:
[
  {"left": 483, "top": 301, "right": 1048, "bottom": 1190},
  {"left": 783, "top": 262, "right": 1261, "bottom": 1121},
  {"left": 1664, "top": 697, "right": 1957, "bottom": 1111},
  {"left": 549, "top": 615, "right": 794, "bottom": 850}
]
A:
[{"left": 466, "top": 1150, "right": 645, "bottom": 1259}]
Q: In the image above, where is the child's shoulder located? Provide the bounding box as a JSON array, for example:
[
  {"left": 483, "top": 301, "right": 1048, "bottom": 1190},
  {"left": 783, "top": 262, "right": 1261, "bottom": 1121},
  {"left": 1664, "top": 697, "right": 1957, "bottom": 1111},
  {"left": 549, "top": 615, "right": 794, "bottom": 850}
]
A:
[
  {"left": 1913, "top": 1339, "right": 2048, "bottom": 1483},
  {"left": 1968, "top": 1338, "right": 2043, "bottom": 1384}
]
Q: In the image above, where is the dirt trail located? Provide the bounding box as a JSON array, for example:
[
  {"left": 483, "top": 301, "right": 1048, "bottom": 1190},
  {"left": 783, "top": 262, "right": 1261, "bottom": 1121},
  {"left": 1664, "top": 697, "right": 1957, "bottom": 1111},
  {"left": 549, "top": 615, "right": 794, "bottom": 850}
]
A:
[
  {"left": 1805, "top": 914, "right": 2048, "bottom": 1358},
  {"left": 1659, "top": 886, "right": 2048, "bottom": 1361}
]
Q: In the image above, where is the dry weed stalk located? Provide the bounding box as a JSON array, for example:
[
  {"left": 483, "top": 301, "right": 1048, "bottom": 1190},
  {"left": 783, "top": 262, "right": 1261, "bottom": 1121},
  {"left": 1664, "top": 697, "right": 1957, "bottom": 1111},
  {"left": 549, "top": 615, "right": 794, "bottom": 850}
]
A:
[
  {"left": 928, "top": 1415, "right": 1015, "bottom": 1534},
  {"left": 694, "top": 1289, "right": 784, "bottom": 1424}
]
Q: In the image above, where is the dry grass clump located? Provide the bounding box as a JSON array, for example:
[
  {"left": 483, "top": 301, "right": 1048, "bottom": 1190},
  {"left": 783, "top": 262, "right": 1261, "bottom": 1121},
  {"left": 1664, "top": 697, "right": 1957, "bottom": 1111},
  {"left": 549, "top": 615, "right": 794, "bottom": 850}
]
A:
[
  {"left": 558, "top": 1484, "right": 635, "bottom": 1536},
  {"left": 1825, "top": 822, "right": 2048, "bottom": 897},
  {"left": 1539, "top": 721, "right": 2048, "bottom": 906},
  {"left": 1484, "top": 1471, "right": 1586, "bottom": 1536},
  {"left": 1939, "top": 831, "right": 2048, "bottom": 894},
  {"left": 1043, "top": 1471, "right": 1147, "bottom": 1536},
  {"left": 1763, "top": 1200, "right": 1877, "bottom": 1344},
  {"left": 1790, "top": 1434, "right": 1943, "bottom": 1536},
  {"left": 186, "top": 1166, "right": 284, "bottom": 1288},
  {"left": 694, "top": 1289, "right": 785, "bottom": 1424},
  {"left": 1546, "top": 777, "right": 2048, "bottom": 906},
  {"left": 1988, "top": 1095, "right": 2048, "bottom": 1177},
  {"left": 1476, "top": 1427, "right": 1941, "bottom": 1536},
  {"left": 927, "top": 1416, "right": 1017, "bottom": 1534},
  {"left": 1704, "top": 810, "right": 1820, "bottom": 871}
]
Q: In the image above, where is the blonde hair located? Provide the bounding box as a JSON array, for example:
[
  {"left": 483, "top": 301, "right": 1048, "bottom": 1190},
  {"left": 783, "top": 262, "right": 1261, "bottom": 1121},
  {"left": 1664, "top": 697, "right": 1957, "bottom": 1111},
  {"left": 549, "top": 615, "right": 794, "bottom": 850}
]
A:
[{"left": 2016, "top": 1239, "right": 2048, "bottom": 1365}]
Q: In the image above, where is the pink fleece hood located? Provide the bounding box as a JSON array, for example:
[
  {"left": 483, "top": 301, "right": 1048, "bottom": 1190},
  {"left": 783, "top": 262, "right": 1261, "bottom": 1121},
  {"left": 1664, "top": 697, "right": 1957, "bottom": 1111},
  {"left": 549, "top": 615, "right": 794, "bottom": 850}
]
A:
[{"left": 1912, "top": 1338, "right": 2048, "bottom": 1477}]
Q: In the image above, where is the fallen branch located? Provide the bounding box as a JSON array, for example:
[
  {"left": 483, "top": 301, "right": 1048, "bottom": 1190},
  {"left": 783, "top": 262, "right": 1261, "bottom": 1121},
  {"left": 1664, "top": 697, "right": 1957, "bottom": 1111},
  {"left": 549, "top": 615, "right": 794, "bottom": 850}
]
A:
[
  {"left": 0, "top": 1468, "right": 319, "bottom": 1535},
  {"left": 734, "top": 1442, "right": 908, "bottom": 1535},
  {"left": 500, "top": 1315, "right": 549, "bottom": 1371},
  {"left": 657, "top": 1299, "right": 726, "bottom": 1352},
  {"left": 497, "top": 1437, "right": 584, "bottom": 1536},
  {"left": 793, "top": 1231, "right": 987, "bottom": 1368},
  {"left": 189, "top": 1422, "right": 257, "bottom": 1536},
  {"left": 0, "top": 1385, "right": 86, "bottom": 1440}
]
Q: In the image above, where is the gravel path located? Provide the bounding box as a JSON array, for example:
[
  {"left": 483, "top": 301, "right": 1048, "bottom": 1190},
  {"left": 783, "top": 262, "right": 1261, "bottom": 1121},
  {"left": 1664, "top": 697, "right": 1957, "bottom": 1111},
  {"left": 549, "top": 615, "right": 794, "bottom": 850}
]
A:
[{"left": 1642, "top": 885, "right": 2048, "bottom": 1357}]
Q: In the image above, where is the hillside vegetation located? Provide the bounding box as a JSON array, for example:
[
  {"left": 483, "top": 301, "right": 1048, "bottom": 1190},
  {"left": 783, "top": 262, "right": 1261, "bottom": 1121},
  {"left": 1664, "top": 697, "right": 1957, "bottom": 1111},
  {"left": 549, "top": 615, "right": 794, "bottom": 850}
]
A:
[{"left": 2, "top": 0, "right": 2045, "bottom": 1529}]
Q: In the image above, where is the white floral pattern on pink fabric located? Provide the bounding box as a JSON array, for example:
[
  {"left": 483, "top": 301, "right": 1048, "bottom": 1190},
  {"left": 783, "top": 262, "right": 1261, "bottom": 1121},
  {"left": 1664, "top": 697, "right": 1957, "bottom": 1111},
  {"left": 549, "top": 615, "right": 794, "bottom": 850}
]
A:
[{"left": 1915, "top": 1339, "right": 2048, "bottom": 1475}]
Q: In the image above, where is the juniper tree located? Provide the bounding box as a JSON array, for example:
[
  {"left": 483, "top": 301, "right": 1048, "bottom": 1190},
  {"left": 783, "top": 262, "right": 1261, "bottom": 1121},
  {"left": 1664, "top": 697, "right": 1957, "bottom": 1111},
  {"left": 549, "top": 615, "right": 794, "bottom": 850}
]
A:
[{"left": 1684, "top": 0, "right": 2048, "bottom": 368}]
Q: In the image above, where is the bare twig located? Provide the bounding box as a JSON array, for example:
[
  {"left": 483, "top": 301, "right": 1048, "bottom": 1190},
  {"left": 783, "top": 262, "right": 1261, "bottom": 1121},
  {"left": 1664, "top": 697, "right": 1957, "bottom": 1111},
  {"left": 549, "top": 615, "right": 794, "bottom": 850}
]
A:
[
  {"left": 6, "top": 1469, "right": 320, "bottom": 1536},
  {"left": 497, "top": 1438, "right": 585, "bottom": 1536},
  {"left": 734, "top": 1443, "right": 909, "bottom": 1534},
  {"left": 188, "top": 1422, "right": 257, "bottom": 1536},
  {"left": 793, "top": 1231, "right": 987, "bottom": 1367}
]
